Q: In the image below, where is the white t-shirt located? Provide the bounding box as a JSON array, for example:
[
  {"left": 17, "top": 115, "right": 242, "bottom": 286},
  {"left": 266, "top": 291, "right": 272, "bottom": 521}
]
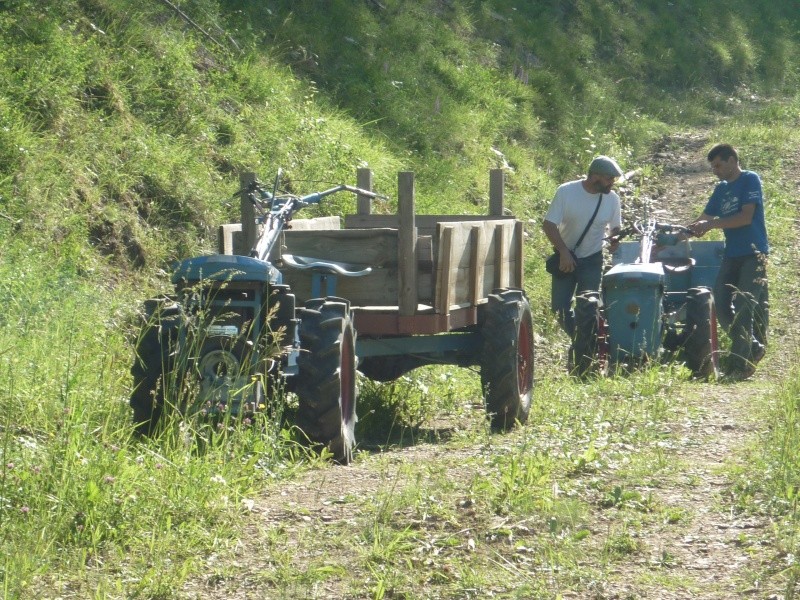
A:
[{"left": 543, "top": 180, "right": 622, "bottom": 259}]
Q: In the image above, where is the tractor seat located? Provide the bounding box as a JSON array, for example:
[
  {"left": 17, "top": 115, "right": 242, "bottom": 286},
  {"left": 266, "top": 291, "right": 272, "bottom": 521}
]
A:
[
  {"left": 281, "top": 254, "right": 372, "bottom": 277},
  {"left": 659, "top": 257, "right": 695, "bottom": 272},
  {"left": 659, "top": 257, "right": 695, "bottom": 291}
]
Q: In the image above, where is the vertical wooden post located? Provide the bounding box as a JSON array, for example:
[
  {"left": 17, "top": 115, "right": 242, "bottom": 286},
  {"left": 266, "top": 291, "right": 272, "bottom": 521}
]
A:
[
  {"left": 434, "top": 225, "right": 455, "bottom": 316},
  {"left": 398, "top": 172, "right": 417, "bottom": 317},
  {"left": 468, "top": 225, "right": 485, "bottom": 306},
  {"left": 239, "top": 172, "right": 257, "bottom": 256},
  {"left": 514, "top": 220, "right": 525, "bottom": 288},
  {"left": 494, "top": 223, "right": 509, "bottom": 288},
  {"left": 356, "top": 167, "right": 373, "bottom": 215},
  {"left": 489, "top": 168, "right": 505, "bottom": 217}
]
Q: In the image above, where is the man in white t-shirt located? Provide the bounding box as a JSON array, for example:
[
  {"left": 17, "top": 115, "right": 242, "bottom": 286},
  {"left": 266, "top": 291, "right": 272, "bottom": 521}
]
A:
[{"left": 542, "top": 155, "right": 623, "bottom": 337}]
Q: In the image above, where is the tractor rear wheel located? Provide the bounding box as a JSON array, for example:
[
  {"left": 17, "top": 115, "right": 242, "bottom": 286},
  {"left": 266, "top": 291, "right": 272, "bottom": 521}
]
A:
[
  {"left": 480, "top": 289, "right": 534, "bottom": 431},
  {"left": 570, "top": 292, "right": 604, "bottom": 378},
  {"left": 681, "top": 287, "right": 720, "bottom": 379},
  {"left": 295, "top": 298, "right": 358, "bottom": 464},
  {"left": 130, "top": 299, "right": 181, "bottom": 435}
]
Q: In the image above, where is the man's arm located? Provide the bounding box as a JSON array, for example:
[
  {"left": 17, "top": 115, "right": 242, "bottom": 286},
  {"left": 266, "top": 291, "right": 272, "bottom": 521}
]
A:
[
  {"left": 690, "top": 204, "right": 755, "bottom": 236},
  {"left": 607, "top": 226, "right": 621, "bottom": 252},
  {"left": 542, "top": 219, "right": 577, "bottom": 272}
]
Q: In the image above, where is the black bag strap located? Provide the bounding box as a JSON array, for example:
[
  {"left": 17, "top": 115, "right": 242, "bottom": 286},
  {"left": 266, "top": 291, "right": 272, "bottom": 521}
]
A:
[{"left": 571, "top": 194, "right": 603, "bottom": 253}]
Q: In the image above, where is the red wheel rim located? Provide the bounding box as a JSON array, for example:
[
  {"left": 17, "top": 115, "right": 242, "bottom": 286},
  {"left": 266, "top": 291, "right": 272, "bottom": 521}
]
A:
[
  {"left": 517, "top": 316, "right": 533, "bottom": 396},
  {"left": 597, "top": 314, "right": 609, "bottom": 369},
  {"left": 710, "top": 303, "right": 720, "bottom": 374},
  {"left": 340, "top": 327, "right": 356, "bottom": 423}
]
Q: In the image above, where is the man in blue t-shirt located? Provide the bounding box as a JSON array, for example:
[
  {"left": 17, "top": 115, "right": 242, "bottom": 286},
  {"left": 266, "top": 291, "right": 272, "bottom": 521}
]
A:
[{"left": 689, "top": 143, "right": 769, "bottom": 380}]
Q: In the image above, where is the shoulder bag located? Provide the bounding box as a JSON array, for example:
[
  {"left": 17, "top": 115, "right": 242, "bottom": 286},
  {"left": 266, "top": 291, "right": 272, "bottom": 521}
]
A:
[{"left": 545, "top": 194, "right": 603, "bottom": 278}]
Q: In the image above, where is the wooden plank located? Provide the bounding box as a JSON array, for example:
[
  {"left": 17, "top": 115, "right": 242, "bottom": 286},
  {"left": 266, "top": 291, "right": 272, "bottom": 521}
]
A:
[
  {"left": 357, "top": 168, "right": 373, "bottom": 215},
  {"left": 239, "top": 172, "right": 257, "bottom": 256},
  {"left": 278, "top": 232, "right": 434, "bottom": 308},
  {"left": 469, "top": 225, "right": 484, "bottom": 305},
  {"left": 494, "top": 222, "right": 509, "bottom": 288},
  {"left": 429, "top": 220, "right": 519, "bottom": 307},
  {"left": 283, "top": 270, "right": 434, "bottom": 308},
  {"left": 281, "top": 270, "right": 396, "bottom": 306},
  {"left": 416, "top": 235, "right": 433, "bottom": 275},
  {"left": 218, "top": 223, "right": 242, "bottom": 255},
  {"left": 275, "top": 219, "right": 516, "bottom": 311},
  {"left": 514, "top": 219, "right": 524, "bottom": 288},
  {"left": 278, "top": 228, "right": 398, "bottom": 265},
  {"left": 489, "top": 168, "right": 505, "bottom": 217},
  {"left": 434, "top": 225, "right": 456, "bottom": 315},
  {"left": 287, "top": 216, "right": 341, "bottom": 230},
  {"left": 344, "top": 213, "right": 514, "bottom": 234},
  {"left": 398, "top": 172, "right": 417, "bottom": 317}
]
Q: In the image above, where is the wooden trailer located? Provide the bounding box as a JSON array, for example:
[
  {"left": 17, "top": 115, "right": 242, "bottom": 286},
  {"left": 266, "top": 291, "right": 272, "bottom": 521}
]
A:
[{"left": 219, "top": 169, "right": 533, "bottom": 430}]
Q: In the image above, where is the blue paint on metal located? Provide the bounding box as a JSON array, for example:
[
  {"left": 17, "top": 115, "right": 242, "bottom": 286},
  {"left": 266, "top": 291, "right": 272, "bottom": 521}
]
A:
[
  {"left": 171, "top": 254, "right": 280, "bottom": 284},
  {"left": 357, "top": 332, "right": 481, "bottom": 358},
  {"left": 603, "top": 263, "right": 665, "bottom": 359}
]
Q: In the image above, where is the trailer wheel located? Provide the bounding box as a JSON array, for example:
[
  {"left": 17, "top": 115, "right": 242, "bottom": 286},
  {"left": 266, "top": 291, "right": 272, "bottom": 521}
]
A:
[
  {"left": 570, "top": 292, "right": 603, "bottom": 378},
  {"left": 130, "top": 299, "right": 181, "bottom": 435},
  {"left": 480, "top": 289, "right": 534, "bottom": 431},
  {"left": 296, "top": 299, "right": 358, "bottom": 464},
  {"left": 681, "top": 287, "right": 720, "bottom": 379}
]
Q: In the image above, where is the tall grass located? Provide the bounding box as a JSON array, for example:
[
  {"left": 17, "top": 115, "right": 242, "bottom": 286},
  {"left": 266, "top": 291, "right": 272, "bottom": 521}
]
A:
[{"left": 0, "top": 245, "right": 313, "bottom": 597}]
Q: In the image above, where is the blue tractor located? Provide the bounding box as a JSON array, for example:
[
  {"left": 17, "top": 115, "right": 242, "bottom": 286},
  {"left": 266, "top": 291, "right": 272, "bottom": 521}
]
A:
[{"left": 570, "top": 215, "right": 723, "bottom": 378}]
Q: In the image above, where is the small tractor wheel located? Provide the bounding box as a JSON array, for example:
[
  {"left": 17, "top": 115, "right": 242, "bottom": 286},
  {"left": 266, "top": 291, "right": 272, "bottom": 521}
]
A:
[
  {"left": 130, "top": 299, "right": 181, "bottom": 435},
  {"left": 295, "top": 299, "right": 358, "bottom": 464},
  {"left": 570, "top": 292, "right": 603, "bottom": 378},
  {"left": 681, "top": 287, "right": 720, "bottom": 379},
  {"left": 480, "top": 289, "right": 534, "bottom": 431}
]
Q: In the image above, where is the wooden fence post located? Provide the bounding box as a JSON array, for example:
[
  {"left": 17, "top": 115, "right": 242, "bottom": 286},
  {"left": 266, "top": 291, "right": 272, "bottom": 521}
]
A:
[
  {"left": 398, "top": 172, "right": 417, "bottom": 317},
  {"left": 239, "top": 172, "right": 257, "bottom": 255},
  {"left": 489, "top": 168, "right": 505, "bottom": 217}
]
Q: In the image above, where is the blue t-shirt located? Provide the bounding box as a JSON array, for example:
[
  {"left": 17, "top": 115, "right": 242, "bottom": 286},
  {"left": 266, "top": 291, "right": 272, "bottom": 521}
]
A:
[{"left": 703, "top": 170, "right": 769, "bottom": 257}]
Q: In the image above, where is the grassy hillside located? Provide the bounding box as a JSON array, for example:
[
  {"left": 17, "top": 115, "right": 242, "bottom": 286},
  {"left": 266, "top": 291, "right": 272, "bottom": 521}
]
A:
[
  {"left": 2, "top": 0, "right": 798, "bottom": 273},
  {"left": 1, "top": 0, "right": 799, "bottom": 596}
]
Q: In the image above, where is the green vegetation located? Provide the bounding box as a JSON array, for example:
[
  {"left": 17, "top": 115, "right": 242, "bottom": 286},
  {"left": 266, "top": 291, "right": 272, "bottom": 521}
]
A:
[{"left": 0, "top": 0, "right": 799, "bottom": 597}]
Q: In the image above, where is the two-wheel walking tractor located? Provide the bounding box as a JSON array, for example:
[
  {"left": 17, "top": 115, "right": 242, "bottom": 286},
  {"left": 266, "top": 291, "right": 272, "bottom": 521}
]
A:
[
  {"left": 130, "top": 169, "right": 533, "bottom": 463},
  {"left": 570, "top": 213, "right": 723, "bottom": 379}
]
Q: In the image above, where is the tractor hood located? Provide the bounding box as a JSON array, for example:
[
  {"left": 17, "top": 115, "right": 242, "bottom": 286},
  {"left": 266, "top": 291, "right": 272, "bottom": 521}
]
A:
[
  {"left": 603, "top": 262, "right": 665, "bottom": 288},
  {"left": 171, "top": 254, "right": 281, "bottom": 284}
]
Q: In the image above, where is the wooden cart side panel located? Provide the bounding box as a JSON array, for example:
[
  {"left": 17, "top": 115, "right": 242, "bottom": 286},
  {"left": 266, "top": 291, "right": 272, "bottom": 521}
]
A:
[
  {"left": 219, "top": 217, "right": 342, "bottom": 257},
  {"left": 276, "top": 229, "right": 434, "bottom": 307},
  {"left": 278, "top": 228, "right": 397, "bottom": 264},
  {"left": 286, "top": 216, "right": 342, "bottom": 231},
  {"left": 432, "top": 220, "right": 521, "bottom": 314},
  {"left": 343, "top": 213, "right": 515, "bottom": 237}
]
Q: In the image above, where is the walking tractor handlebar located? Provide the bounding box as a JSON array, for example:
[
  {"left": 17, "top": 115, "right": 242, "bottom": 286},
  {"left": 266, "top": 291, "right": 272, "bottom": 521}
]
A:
[
  {"left": 242, "top": 175, "right": 387, "bottom": 262},
  {"left": 606, "top": 220, "right": 693, "bottom": 265}
]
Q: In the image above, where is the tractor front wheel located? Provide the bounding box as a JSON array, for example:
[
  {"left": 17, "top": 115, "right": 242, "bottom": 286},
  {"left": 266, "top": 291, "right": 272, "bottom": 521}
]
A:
[
  {"left": 295, "top": 298, "right": 358, "bottom": 464},
  {"left": 480, "top": 289, "right": 534, "bottom": 431},
  {"left": 570, "top": 292, "right": 605, "bottom": 378},
  {"left": 129, "top": 298, "right": 181, "bottom": 435},
  {"left": 681, "top": 287, "right": 720, "bottom": 379}
]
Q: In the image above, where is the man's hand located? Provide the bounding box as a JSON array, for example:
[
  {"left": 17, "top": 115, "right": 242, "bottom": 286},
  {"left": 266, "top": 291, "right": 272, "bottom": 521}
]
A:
[
  {"left": 689, "top": 219, "right": 713, "bottom": 237},
  {"left": 559, "top": 251, "right": 577, "bottom": 273}
]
